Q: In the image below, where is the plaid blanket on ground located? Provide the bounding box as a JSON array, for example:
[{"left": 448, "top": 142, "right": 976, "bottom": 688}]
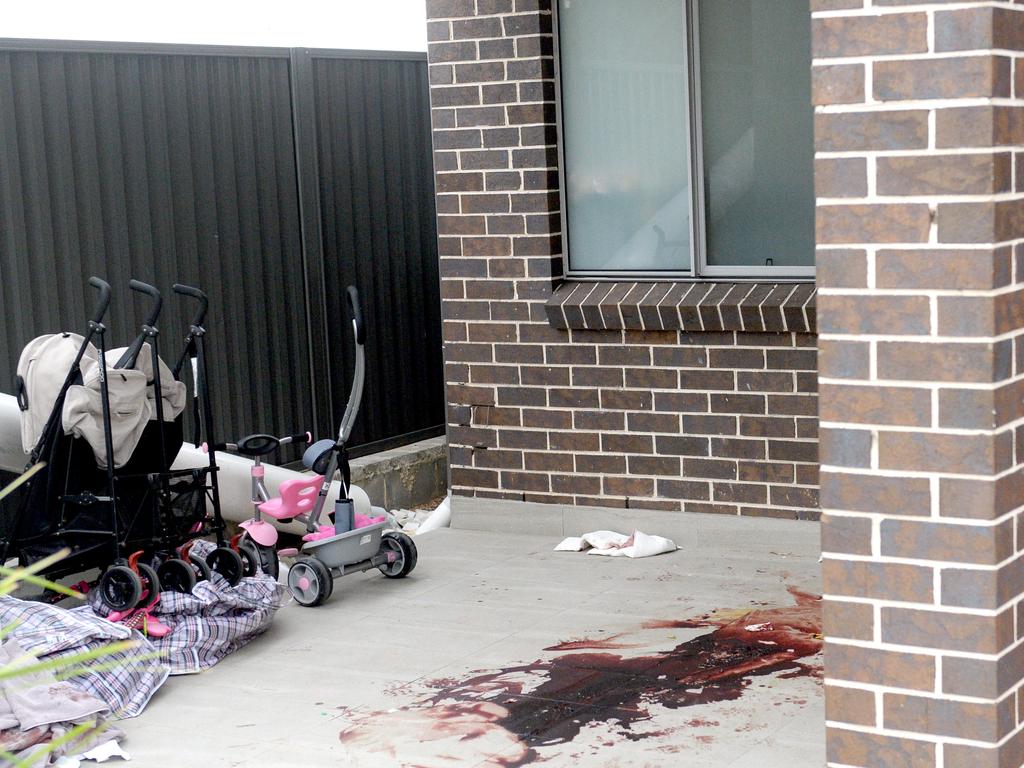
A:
[
  {"left": 87, "top": 540, "right": 289, "bottom": 675},
  {"left": 147, "top": 541, "right": 288, "bottom": 675},
  {"left": 0, "top": 595, "right": 169, "bottom": 718}
]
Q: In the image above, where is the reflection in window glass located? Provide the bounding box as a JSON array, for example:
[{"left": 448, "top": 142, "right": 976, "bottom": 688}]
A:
[
  {"left": 557, "top": 0, "right": 692, "bottom": 274},
  {"left": 698, "top": 0, "right": 815, "bottom": 268}
]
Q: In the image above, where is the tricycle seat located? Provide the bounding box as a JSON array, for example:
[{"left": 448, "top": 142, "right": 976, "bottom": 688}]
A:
[{"left": 259, "top": 475, "right": 323, "bottom": 520}]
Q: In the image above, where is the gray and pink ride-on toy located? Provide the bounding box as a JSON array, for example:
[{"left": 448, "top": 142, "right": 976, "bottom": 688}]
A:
[{"left": 218, "top": 286, "right": 417, "bottom": 606}]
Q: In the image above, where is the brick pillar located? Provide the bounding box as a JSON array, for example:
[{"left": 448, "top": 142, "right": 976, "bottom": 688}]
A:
[{"left": 814, "top": 3, "right": 1024, "bottom": 766}]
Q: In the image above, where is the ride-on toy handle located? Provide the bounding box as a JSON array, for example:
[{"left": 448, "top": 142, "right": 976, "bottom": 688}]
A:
[
  {"left": 129, "top": 280, "right": 163, "bottom": 327},
  {"left": 88, "top": 277, "right": 112, "bottom": 324},
  {"left": 209, "top": 431, "right": 312, "bottom": 457},
  {"left": 173, "top": 283, "right": 209, "bottom": 328},
  {"left": 347, "top": 286, "right": 365, "bottom": 345}
]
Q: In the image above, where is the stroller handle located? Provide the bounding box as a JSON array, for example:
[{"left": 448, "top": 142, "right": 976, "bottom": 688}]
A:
[
  {"left": 346, "top": 286, "right": 365, "bottom": 345},
  {"left": 129, "top": 280, "right": 162, "bottom": 327},
  {"left": 88, "top": 277, "right": 112, "bottom": 324},
  {"left": 173, "top": 283, "right": 209, "bottom": 328},
  {"left": 113, "top": 280, "right": 163, "bottom": 369}
]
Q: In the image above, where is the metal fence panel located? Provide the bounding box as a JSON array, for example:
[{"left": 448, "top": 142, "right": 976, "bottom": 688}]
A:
[
  {"left": 311, "top": 53, "right": 444, "bottom": 451},
  {"left": 0, "top": 42, "right": 442, "bottom": 458},
  {"left": 0, "top": 47, "right": 314, "bottom": 453}
]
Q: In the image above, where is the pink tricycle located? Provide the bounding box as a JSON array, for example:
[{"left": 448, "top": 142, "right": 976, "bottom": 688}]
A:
[{"left": 215, "top": 286, "right": 417, "bottom": 606}]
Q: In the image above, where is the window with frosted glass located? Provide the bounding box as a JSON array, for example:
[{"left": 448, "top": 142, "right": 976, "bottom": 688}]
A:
[
  {"left": 555, "top": 0, "right": 815, "bottom": 278},
  {"left": 556, "top": 0, "right": 693, "bottom": 274},
  {"left": 698, "top": 0, "right": 815, "bottom": 270}
]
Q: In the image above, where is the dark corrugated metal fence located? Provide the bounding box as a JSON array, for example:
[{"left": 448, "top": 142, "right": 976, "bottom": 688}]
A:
[
  {"left": 0, "top": 40, "right": 442, "bottom": 458},
  {"left": 310, "top": 52, "right": 443, "bottom": 448}
]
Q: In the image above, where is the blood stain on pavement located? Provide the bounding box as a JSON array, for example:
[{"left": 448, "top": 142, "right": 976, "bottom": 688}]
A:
[{"left": 338, "top": 587, "right": 822, "bottom": 767}]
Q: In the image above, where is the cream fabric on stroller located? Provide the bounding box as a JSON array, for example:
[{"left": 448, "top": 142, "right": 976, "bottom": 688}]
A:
[
  {"left": 62, "top": 343, "right": 186, "bottom": 469},
  {"left": 17, "top": 333, "right": 93, "bottom": 455},
  {"left": 18, "top": 333, "right": 186, "bottom": 469},
  {"left": 62, "top": 364, "right": 150, "bottom": 469},
  {"left": 109, "top": 342, "right": 187, "bottom": 424}
]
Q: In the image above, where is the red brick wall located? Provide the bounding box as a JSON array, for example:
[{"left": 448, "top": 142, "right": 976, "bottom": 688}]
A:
[
  {"left": 447, "top": 327, "right": 819, "bottom": 517},
  {"left": 814, "top": 1, "right": 1024, "bottom": 764},
  {"left": 427, "top": 0, "right": 821, "bottom": 521}
]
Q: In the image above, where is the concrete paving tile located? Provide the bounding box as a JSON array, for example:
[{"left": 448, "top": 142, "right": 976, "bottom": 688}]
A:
[
  {"left": 375, "top": 595, "right": 557, "bottom": 635},
  {"left": 473, "top": 555, "right": 641, "bottom": 585},
  {"left": 124, "top": 725, "right": 278, "bottom": 767},
  {"left": 413, "top": 578, "right": 601, "bottom": 612},
  {"left": 453, "top": 499, "right": 567, "bottom": 537},
  {"left": 726, "top": 734, "right": 826, "bottom": 767},
  {"left": 118, "top": 525, "right": 824, "bottom": 766}
]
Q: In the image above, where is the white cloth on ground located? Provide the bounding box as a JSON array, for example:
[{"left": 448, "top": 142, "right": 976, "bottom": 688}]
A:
[
  {"left": 554, "top": 530, "right": 678, "bottom": 558},
  {"left": 0, "top": 638, "right": 124, "bottom": 768},
  {"left": 55, "top": 738, "right": 131, "bottom": 766}
]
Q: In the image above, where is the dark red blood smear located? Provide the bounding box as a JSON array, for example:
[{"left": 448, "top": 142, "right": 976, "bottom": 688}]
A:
[
  {"left": 542, "top": 633, "right": 639, "bottom": 652},
  {"left": 428, "top": 589, "right": 822, "bottom": 766},
  {"left": 340, "top": 587, "right": 822, "bottom": 767}
]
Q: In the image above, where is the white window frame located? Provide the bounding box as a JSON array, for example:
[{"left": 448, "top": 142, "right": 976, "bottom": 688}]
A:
[{"left": 553, "top": 0, "right": 816, "bottom": 282}]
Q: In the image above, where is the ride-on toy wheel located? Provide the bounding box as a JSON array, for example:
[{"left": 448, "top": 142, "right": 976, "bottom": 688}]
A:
[
  {"left": 206, "top": 547, "right": 244, "bottom": 586},
  {"left": 241, "top": 536, "right": 280, "bottom": 581},
  {"left": 287, "top": 556, "right": 333, "bottom": 607},
  {"left": 135, "top": 563, "right": 162, "bottom": 610},
  {"left": 158, "top": 558, "right": 197, "bottom": 594},
  {"left": 259, "top": 545, "right": 280, "bottom": 580},
  {"left": 97, "top": 565, "right": 142, "bottom": 612},
  {"left": 378, "top": 531, "right": 417, "bottom": 579}
]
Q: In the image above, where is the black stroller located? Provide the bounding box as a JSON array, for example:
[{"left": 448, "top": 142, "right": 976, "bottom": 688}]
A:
[{"left": 5, "top": 277, "right": 249, "bottom": 612}]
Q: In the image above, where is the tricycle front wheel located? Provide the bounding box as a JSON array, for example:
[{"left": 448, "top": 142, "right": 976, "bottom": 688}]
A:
[{"left": 238, "top": 534, "right": 280, "bottom": 580}]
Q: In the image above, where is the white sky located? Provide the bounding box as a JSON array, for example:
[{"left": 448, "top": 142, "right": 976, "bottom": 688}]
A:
[{"left": 1, "top": 0, "right": 428, "bottom": 52}]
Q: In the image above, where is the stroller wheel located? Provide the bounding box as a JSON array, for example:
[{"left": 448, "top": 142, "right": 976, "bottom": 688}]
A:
[
  {"left": 98, "top": 566, "right": 142, "bottom": 613},
  {"left": 237, "top": 539, "right": 261, "bottom": 578},
  {"left": 189, "top": 553, "right": 213, "bottom": 582},
  {"left": 206, "top": 547, "right": 244, "bottom": 586},
  {"left": 158, "top": 558, "right": 197, "bottom": 594},
  {"left": 378, "top": 532, "right": 418, "bottom": 579},
  {"left": 287, "top": 556, "right": 333, "bottom": 607},
  {"left": 135, "top": 563, "right": 162, "bottom": 610}
]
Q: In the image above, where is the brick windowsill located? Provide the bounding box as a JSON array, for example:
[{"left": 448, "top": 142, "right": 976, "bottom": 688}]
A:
[{"left": 544, "top": 281, "right": 817, "bottom": 334}]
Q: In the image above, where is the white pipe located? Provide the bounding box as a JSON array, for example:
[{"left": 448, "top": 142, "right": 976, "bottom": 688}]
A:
[
  {"left": 0, "top": 392, "right": 371, "bottom": 533},
  {"left": 0, "top": 394, "right": 25, "bottom": 473},
  {"left": 172, "top": 444, "right": 371, "bottom": 535}
]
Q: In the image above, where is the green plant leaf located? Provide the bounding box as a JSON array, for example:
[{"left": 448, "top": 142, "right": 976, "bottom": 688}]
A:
[
  {"left": 0, "top": 549, "right": 73, "bottom": 596},
  {"left": 0, "top": 641, "right": 141, "bottom": 683},
  {"left": 0, "top": 462, "right": 45, "bottom": 504},
  {"left": 0, "top": 565, "right": 84, "bottom": 599},
  {"left": 54, "top": 651, "right": 162, "bottom": 682}
]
